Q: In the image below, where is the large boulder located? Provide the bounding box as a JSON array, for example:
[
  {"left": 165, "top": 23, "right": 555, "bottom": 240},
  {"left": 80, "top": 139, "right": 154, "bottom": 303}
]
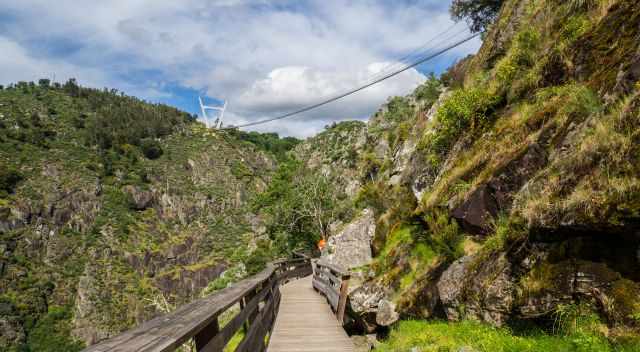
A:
[
  {"left": 437, "top": 256, "right": 474, "bottom": 321},
  {"left": 0, "top": 316, "right": 25, "bottom": 350},
  {"left": 437, "top": 253, "right": 515, "bottom": 326},
  {"left": 324, "top": 209, "right": 375, "bottom": 270},
  {"left": 435, "top": 236, "right": 640, "bottom": 329},
  {"left": 348, "top": 282, "right": 398, "bottom": 333}
]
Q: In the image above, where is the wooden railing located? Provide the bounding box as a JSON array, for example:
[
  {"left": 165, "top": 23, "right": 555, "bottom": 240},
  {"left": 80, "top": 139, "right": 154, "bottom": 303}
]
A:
[
  {"left": 83, "top": 256, "right": 311, "bottom": 352},
  {"left": 311, "top": 259, "right": 351, "bottom": 323}
]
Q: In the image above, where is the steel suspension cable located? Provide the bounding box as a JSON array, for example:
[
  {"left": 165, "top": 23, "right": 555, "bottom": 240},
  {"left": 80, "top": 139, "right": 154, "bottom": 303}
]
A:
[{"left": 225, "top": 31, "right": 481, "bottom": 129}]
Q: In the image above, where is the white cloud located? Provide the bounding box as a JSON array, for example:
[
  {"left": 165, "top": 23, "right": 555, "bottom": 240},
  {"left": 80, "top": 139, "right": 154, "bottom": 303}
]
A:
[
  {"left": 227, "top": 62, "right": 425, "bottom": 131},
  {"left": 0, "top": 36, "right": 107, "bottom": 87},
  {"left": 0, "top": 0, "right": 481, "bottom": 136}
]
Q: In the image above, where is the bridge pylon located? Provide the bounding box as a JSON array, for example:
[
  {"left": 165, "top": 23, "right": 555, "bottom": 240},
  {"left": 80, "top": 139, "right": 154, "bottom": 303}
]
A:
[{"left": 199, "top": 96, "right": 227, "bottom": 129}]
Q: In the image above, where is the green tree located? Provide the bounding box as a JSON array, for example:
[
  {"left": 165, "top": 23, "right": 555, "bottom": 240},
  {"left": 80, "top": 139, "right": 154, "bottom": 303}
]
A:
[
  {"left": 414, "top": 73, "right": 442, "bottom": 105},
  {"left": 450, "top": 0, "right": 504, "bottom": 33},
  {"left": 254, "top": 159, "right": 339, "bottom": 251}
]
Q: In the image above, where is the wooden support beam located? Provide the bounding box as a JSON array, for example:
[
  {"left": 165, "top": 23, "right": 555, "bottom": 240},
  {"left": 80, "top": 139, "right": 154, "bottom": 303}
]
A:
[
  {"left": 336, "top": 275, "right": 350, "bottom": 324},
  {"left": 194, "top": 317, "right": 219, "bottom": 352}
]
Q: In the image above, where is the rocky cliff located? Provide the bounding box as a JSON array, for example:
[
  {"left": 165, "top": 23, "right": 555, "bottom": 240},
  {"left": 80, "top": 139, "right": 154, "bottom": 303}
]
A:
[
  {"left": 301, "top": 0, "right": 640, "bottom": 348},
  {"left": 0, "top": 83, "right": 291, "bottom": 351}
]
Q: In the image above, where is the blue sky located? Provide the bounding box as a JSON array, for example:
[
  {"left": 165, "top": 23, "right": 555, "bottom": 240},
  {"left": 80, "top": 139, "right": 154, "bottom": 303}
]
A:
[{"left": 0, "top": 0, "right": 480, "bottom": 137}]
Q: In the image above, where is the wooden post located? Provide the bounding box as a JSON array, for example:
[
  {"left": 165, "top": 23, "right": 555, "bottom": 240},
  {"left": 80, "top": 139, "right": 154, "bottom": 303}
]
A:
[
  {"left": 336, "top": 274, "right": 350, "bottom": 324},
  {"left": 240, "top": 298, "right": 248, "bottom": 333},
  {"left": 246, "top": 286, "right": 259, "bottom": 328},
  {"left": 194, "top": 317, "right": 219, "bottom": 352}
]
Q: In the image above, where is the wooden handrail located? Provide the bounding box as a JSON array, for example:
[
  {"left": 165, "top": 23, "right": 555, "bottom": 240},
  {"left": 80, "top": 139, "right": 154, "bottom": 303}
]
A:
[
  {"left": 312, "top": 259, "right": 351, "bottom": 324},
  {"left": 83, "top": 256, "right": 312, "bottom": 352}
]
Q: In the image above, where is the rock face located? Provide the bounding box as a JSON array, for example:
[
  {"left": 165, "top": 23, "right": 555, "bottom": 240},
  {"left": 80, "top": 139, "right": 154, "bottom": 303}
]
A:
[
  {"left": 435, "top": 238, "right": 640, "bottom": 328},
  {"left": 0, "top": 316, "right": 25, "bottom": 349},
  {"left": 322, "top": 209, "right": 398, "bottom": 332},
  {"left": 324, "top": 209, "right": 376, "bottom": 269},
  {"left": 0, "top": 83, "right": 278, "bottom": 351},
  {"left": 294, "top": 121, "right": 367, "bottom": 198},
  {"left": 452, "top": 143, "right": 547, "bottom": 235}
]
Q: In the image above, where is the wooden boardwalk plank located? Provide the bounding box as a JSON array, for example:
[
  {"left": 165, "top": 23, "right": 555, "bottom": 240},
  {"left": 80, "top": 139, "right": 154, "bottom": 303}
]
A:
[{"left": 268, "top": 276, "right": 354, "bottom": 352}]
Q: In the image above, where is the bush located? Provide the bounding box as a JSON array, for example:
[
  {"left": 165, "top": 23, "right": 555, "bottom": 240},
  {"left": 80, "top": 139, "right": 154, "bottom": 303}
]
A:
[
  {"left": 26, "top": 305, "right": 84, "bottom": 352},
  {"left": 385, "top": 96, "right": 413, "bottom": 122},
  {"left": 252, "top": 158, "right": 339, "bottom": 252},
  {"left": 38, "top": 79, "right": 50, "bottom": 89},
  {"left": 427, "top": 87, "right": 501, "bottom": 157},
  {"left": 225, "top": 130, "right": 300, "bottom": 161},
  {"left": 424, "top": 210, "right": 464, "bottom": 261},
  {"left": 0, "top": 167, "right": 23, "bottom": 196},
  {"left": 139, "top": 139, "right": 163, "bottom": 159},
  {"left": 414, "top": 73, "right": 442, "bottom": 105}
]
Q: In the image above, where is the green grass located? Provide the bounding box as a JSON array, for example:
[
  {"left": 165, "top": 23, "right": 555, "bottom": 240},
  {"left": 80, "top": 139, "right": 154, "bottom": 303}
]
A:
[{"left": 374, "top": 320, "right": 639, "bottom": 352}]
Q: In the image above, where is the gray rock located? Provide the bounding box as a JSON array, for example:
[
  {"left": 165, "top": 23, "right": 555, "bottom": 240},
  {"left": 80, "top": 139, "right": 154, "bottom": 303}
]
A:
[
  {"left": 324, "top": 209, "right": 375, "bottom": 270},
  {"left": 451, "top": 143, "right": 547, "bottom": 235},
  {"left": 351, "top": 334, "right": 378, "bottom": 352},
  {"left": 123, "top": 185, "right": 154, "bottom": 210},
  {"left": 376, "top": 299, "right": 399, "bottom": 326},
  {"left": 0, "top": 317, "right": 25, "bottom": 348},
  {"left": 437, "top": 256, "right": 473, "bottom": 321},
  {"left": 348, "top": 282, "right": 387, "bottom": 332}
]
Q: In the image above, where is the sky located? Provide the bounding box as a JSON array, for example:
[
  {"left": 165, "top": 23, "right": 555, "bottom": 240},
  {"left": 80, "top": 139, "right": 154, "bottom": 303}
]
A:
[{"left": 0, "top": 0, "right": 481, "bottom": 137}]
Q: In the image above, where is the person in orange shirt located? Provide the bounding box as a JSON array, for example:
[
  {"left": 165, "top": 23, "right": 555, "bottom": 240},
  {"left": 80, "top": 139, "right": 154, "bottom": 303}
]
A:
[{"left": 317, "top": 238, "right": 326, "bottom": 251}]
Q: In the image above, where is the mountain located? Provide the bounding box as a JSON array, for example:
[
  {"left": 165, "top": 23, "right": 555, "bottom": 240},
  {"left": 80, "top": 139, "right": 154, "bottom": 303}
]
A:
[
  {"left": 2, "top": 0, "right": 640, "bottom": 351},
  {"left": 293, "top": 0, "right": 640, "bottom": 350},
  {"left": 0, "top": 81, "right": 298, "bottom": 351}
]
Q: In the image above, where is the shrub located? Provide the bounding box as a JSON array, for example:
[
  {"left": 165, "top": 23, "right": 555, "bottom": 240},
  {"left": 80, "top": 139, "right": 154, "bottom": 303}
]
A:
[
  {"left": 225, "top": 130, "right": 300, "bottom": 161},
  {"left": 63, "top": 78, "right": 80, "bottom": 97},
  {"left": 38, "top": 79, "right": 50, "bottom": 89},
  {"left": 426, "top": 87, "right": 501, "bottom": 159},
  {"left": 26, "top": 305, "right": 84, "bottom": 352},
  {"left": 385, "top": 96, "right": 413, "bottom": 123},
  {"left": 139, "top": 139, "right": 163, "bottom": 159},
  {"left": 0, "top": 166, "right": 23, "bottom": 196},
  {"left": 424, "top": 210, "right": 464, "bottom": 261},
  {"left": 414, "top": 73, "right": 442, "bottom": 105}
]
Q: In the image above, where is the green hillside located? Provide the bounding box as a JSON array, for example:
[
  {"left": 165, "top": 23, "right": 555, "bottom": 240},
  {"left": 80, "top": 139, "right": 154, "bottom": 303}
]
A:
[{"left": 0, "top": 80, "right": 297, "bottom": 351}]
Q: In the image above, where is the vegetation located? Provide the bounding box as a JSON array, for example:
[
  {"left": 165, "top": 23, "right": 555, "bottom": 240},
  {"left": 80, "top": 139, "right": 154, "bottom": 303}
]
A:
[
  {"left": 375, "top": 317, "right": 639, "bottom": 352},
  {"left": 450, "top": 0, "right": 504, "bottom": 32},
  {"left": 25, "top": 306, "right": 84, "bottom": 352},
  {"left": 0, "top": 79, "right": 297, "bottom": 351},
  {"left": 253, "top": 158, "right": 346, "bottom": 252},
  {"left": 225, "top": 129, "right": 300, "bottom": 162},
  {"left": 342, "top": 0, "right": 640, "bottom": 350}
]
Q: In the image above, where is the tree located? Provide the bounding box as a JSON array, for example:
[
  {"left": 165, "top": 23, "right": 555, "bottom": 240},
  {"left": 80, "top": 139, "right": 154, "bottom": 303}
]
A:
[
  {"left": 140, "top": 139, "right": 163, "bottom": 159},
  {"left": 253, "top": 159, "right": 340, "bottom": 252},
  {"left": 63, "top": 78, "right": 80, "bottom": 97},
  {"left": 450, "top": 0, "right": 504, "bottom": 33},
  {"left": 38, "top": 78, "right": 51, "bottom": 89},
  {"left": 0, "top": 166, "right": 23, "bottom": 196}
]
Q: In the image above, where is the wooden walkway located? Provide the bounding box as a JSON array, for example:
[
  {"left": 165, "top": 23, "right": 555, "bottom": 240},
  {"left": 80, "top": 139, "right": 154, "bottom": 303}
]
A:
[{"left": 268, "top": 276, "right": 355, "bottom": 352}]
